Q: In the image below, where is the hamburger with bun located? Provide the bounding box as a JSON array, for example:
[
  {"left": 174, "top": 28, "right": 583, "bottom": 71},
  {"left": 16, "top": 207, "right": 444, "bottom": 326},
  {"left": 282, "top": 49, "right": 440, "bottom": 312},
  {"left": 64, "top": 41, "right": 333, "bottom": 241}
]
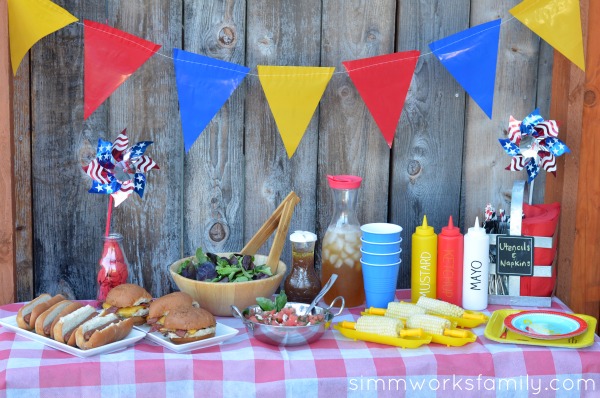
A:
[
  {"left": 75, "top": 314, "right": 134, "bottom": 350},
  {"left": 146, "top": 291, "right": 198, "bottom": 332},
  {"left": 101, "top": 283, "right": 152, "bottom": 325},
  {"left": 158, "top": 307, "right": 216, "bottom": 344},
  {"left": 17, "top": 294, "right": 65, "bottom": 331},
  {"left": 53, "top": 305, "right": 98, "bottom": 346}
]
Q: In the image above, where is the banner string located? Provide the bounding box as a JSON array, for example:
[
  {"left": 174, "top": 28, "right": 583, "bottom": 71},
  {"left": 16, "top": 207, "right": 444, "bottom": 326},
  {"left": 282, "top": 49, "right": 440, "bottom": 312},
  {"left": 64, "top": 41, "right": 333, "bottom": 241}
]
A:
[{"left": 74, "top": 11, "right": 520, "bottom": 78}]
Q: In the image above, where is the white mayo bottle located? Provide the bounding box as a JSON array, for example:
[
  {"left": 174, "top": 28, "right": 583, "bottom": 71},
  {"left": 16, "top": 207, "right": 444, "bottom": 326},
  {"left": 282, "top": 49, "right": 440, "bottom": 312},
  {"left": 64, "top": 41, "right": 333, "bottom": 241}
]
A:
[{"left": 462, "top": 217, "right": 490, "bottom": 310}]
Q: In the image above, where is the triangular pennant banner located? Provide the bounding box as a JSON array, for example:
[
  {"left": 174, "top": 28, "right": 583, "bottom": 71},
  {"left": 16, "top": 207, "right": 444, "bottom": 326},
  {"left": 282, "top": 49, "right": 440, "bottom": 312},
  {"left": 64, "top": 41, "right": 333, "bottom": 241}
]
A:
[
  {"left": 429, "top": 19, "right": 501, "bottom": 119},
  {"left": 173, "top": 49, "right": 250, "bottom": 153},
  {"left": 258, "top": 66, "right": 334, "bottom": 158},
  {"left": 84, "top": 20, "right": 161, "bottom": 119},
  {"left": 8, "top": 0, "right": 78, "bottom": 75},
  {"left": 510, "top": 0, "right": 585, "bottom": 71},
  {"left": 343, "top": 51, "right": 420, "bottom": 147}
]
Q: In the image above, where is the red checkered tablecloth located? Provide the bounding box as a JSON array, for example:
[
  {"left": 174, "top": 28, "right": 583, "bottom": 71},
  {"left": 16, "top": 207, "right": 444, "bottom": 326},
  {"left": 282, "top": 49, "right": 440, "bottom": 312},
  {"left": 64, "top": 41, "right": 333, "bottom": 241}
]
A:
[{"left": 1, "top": 291, "right": 599, "bottom": 398}]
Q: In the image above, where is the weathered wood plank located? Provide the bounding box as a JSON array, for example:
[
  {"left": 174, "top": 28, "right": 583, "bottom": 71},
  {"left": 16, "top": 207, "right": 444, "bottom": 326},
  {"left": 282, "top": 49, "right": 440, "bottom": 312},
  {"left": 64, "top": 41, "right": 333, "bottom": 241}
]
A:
[
  {"left": 0, "top": 0, "right": 16, "bottom": 305},
  {"left": 546, "top": 0, "right": 587, "bottom": 309},
  {"left": 107, "top": 0, "right": 183, "bottom": 297},
  {"left": 32, "top": 1, "right": 114, "bottom": 299},
  {"left": 317, "top": 0, "right": 397, "bottom": 287},
  {"left": 463, "top": 0, "right": 548, "bottom": 229},
  {"left": 570, "top": 0, "right": 600, "bottom": 321},
  {"left": 182, "top": 0, "right": 247, "bottom": 259},
  {"left": 245, "top": 0, "right": 322, "bottom": 271},
  {"left": 13, "top": 50, "right": 34, "bottom": 302},
  {"left": 392, "top": 0, "right": 470, "bottom": 288}
]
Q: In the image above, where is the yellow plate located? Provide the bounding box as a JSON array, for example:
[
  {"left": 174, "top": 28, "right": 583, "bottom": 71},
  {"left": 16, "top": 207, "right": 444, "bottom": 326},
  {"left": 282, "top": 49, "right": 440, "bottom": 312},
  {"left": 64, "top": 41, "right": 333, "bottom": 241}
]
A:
[
  {"left": 484, "top": 309, "right": 597, "bottom": 349},
  {"left": 333, "top": 323, "right": 432, "bottom": 348}
]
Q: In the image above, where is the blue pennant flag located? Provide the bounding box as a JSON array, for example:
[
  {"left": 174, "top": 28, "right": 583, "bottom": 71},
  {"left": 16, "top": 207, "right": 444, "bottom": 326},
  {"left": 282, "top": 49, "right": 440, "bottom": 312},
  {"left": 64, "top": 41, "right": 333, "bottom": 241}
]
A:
[
  {"left": 429, "top": 19, "right": 501, "bottom": 119},
  {"left": 173, "top": 49, "right": 250, "bottom": 152}
]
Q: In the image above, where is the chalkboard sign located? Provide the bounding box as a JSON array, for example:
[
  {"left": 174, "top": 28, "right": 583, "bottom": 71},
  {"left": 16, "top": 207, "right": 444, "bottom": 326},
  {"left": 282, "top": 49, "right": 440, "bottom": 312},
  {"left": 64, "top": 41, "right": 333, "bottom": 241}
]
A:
[{"left": 495, "top": 235, "right": 534, "bottom": 276}]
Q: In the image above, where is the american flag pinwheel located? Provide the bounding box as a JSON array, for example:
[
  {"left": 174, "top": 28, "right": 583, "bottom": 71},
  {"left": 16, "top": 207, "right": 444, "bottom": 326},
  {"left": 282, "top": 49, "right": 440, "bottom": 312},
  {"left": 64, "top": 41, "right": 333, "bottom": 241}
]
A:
[
  {"left": 498, "top": 108, "right": 569, "bottom": 182},
  {"left": 83, "top": 129, "right": 159, "bottom": 206}
]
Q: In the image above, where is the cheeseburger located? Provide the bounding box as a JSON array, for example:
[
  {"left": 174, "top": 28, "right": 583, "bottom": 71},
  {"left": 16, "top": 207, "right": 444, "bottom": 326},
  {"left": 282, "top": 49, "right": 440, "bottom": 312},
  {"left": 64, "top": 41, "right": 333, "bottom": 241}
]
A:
[
  {"left": 159, "top": 307, "right": 216, "bottom": 344},
  {"left": 101, "top": 283, "right": 152, "bottom": 325}
]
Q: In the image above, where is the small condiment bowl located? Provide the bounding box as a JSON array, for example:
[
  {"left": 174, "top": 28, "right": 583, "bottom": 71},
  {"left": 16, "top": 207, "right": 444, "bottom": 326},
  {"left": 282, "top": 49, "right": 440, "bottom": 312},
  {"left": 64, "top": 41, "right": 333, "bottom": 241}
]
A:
[{"left": 231, "top": 297, "right": 345, "bottom": 346}]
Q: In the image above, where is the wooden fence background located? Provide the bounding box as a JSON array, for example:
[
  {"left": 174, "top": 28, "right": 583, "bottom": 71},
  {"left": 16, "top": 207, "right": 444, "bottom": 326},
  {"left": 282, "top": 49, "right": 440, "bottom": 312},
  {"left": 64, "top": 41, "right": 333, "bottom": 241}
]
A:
[{"left": 10, "top": 0, "right": 555, "bottom": 302}]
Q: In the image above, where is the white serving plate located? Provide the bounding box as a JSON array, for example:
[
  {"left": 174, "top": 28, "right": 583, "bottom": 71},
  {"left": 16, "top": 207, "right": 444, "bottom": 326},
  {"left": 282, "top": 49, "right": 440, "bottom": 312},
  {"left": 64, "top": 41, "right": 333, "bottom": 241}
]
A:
[
  {"left": 134, "top": 322, "right": 238, "bottom": 353},
  {"left": 0, "top": 315, "right": 146, "bottom": 358}
]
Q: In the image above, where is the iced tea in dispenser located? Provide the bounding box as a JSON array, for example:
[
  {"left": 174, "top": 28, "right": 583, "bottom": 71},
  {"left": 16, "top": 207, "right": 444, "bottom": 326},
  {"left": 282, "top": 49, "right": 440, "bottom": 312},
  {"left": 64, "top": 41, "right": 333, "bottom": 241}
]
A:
[{"left": 321, "top": 175, "right": 364, "bottom": 307}]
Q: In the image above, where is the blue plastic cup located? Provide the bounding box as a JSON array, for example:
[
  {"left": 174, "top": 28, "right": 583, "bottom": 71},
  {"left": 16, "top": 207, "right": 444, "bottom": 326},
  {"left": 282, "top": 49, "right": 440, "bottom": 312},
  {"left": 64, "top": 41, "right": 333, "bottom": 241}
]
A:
[
  {"left": 360, "top": 238, "right": 402, "bottom": 254},
  {"left": 360, "top": 223, "right": 402, "bottom": 243},
  {"left": 361, "top": 260, "right": 400, "bottom": 308},
  {"left": 360, "top": 249, "right": 401, "bottom": 264}
]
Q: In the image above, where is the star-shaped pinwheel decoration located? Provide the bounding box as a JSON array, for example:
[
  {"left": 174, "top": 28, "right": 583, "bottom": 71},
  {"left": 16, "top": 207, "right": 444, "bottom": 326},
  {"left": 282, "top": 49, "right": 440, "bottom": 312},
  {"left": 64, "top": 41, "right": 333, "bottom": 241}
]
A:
[
  {"left": 83, "top": 129, "right": 159, "bottom": 206},
  {"left": 498, "top": 109, "right": 569, "bottom": 182}
]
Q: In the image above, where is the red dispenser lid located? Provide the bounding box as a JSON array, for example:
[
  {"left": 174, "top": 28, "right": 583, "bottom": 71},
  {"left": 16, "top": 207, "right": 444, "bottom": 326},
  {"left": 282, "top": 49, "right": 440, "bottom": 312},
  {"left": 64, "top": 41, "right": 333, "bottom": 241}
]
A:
[{"left": 327, "top": 175, "right": 362, "bottom": 189}]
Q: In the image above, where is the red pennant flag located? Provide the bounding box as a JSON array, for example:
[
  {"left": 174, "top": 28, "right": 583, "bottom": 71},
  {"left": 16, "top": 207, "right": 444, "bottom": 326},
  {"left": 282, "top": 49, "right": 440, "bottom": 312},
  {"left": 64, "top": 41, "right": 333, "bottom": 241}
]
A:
[
  {"left": 84, "top": 20, "right": 161, "bottom": 119},
  {"left": 343, "top": 51, "right": 419, "bottom": 147}
]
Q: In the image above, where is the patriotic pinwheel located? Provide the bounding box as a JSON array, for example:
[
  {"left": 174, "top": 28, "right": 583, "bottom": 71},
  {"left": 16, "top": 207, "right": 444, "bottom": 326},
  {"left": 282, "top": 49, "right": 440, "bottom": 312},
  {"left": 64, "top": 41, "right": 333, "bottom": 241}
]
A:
[
  {"left": 498, "top": 108, "right": 569, "bottom": 182},
  {"left": 83, "top": 129, "right": 159, "bottom": 207}
]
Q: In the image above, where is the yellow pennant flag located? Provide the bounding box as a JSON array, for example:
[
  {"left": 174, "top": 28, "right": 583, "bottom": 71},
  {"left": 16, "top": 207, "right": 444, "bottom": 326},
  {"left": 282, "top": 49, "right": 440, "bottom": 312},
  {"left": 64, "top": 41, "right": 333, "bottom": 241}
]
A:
[
  {"left": 258, "top": 66, "right": 334, "bottom": 158},
  {"left": 8, "top": 0, "right": 78, "bottom": 75},
  {"left": 510, "top": 0, "right": 585, "bottom": 71}
]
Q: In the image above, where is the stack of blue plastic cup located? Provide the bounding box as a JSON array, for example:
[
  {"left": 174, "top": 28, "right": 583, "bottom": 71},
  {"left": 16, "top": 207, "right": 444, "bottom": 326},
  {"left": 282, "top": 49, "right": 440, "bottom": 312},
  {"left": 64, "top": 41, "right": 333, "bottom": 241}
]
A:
[{"left": 360, "top": 223, "right": 403, "bottom": 308}]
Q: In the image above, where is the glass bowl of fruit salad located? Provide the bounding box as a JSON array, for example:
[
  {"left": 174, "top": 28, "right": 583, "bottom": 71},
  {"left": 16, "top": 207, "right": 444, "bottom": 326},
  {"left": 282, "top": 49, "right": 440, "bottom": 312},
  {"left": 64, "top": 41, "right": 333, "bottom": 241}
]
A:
[{"left": 231, "top": 295, "right": 345, "bottom": 346}]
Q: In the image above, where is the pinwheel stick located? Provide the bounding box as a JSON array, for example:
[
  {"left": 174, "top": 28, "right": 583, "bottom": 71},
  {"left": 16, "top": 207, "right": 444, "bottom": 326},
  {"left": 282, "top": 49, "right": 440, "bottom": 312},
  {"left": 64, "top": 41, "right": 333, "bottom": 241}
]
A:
[{"left": 105, "top": 195, "right": 114, "bottom": 237}]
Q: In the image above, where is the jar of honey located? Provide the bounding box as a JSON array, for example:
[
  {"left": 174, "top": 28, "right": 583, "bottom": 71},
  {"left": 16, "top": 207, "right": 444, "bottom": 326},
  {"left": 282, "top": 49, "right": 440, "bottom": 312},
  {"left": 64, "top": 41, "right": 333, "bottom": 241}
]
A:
[
  {"left": 321, "top": 175, "right": 364, "bottom": 307},
  {"left": 284, "top": 231, "right": 320, "bottom": 303}
]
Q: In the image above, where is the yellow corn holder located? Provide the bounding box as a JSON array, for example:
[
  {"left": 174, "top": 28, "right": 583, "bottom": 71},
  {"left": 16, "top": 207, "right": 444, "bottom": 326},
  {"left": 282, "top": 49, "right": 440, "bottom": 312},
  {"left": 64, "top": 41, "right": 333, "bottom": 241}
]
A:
[
  {"left": 333, "top": 323, "right": 432, "bottom": 349},
  {"left": 415, "top": 297, "right": 488, "bottom": 328},
  {"left": 365, "top": 299, "right": 488, "bottom": 329}
]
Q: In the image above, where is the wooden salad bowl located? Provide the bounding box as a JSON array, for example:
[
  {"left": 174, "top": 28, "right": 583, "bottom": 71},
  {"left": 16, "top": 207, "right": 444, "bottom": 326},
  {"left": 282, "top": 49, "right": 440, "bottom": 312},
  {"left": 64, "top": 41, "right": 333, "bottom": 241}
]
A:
[{"left": 170, "top": 253, "right": 286, "bottom": 317}]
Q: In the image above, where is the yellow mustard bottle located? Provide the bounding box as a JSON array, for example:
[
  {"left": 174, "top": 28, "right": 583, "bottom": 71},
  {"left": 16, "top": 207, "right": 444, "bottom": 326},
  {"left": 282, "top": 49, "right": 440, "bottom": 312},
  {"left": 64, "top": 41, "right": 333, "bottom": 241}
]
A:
[{"left": 411, "top": 215, "right": 437, "bottom": 303}]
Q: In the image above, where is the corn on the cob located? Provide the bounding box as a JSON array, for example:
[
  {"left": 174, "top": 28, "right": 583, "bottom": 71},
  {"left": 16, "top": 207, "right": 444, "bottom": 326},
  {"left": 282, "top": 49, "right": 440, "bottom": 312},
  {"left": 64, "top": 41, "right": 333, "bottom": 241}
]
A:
[
  {"left": 365, "top": 301, "right": 426, "bottom": 319},
  {"left": 340, "top": 316, "right": 423, "bottom": 338},
  {"left": 386, "top": 302, "right": 426, "bottom": 319},
  {"left": 416, "top": 297, "right": 464, "bottom": 318},
  {"left": 356, "top": 316, "right": 403, "bottom": 337},
  {"left": 406, "top": 314, "right": 468, "bottom": 338}
]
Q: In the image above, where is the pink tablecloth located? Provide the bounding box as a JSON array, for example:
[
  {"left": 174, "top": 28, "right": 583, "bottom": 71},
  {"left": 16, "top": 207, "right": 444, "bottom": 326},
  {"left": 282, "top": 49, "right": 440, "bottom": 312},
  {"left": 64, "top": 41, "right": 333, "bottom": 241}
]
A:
[{"left": 1, "top": 291, "right": 599, "bottom": 398}]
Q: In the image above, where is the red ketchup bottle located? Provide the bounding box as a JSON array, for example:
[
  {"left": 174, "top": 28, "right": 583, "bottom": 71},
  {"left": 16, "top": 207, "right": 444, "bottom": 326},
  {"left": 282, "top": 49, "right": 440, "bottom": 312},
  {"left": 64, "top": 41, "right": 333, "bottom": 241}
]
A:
[{"left": 436, "top": 216, "right": 463, "bottom": 306}]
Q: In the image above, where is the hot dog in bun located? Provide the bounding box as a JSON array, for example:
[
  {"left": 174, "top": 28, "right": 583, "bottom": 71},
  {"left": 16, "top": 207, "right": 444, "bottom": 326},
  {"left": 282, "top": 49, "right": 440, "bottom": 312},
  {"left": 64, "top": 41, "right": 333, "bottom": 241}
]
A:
[
  {"left": 75, "top": 313, "right": 134, "bottom": 350},
  {"left": 17, "top": 294, "right": 65, "bottom": 331},
  {"left": 101, "top": 283, "right": 152, "bottom": 325},
  {"left": 34, "top": 300, "right": 74, "bottom": 337},
  {"left": 49, "top": 302, "right": 84, "bottom": 339},
  {"left": 53, "top": 305, "right": 98, "bottom": 346},
  {"left": 159, "top": 307, "right": 216, "bottom": 344}
]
